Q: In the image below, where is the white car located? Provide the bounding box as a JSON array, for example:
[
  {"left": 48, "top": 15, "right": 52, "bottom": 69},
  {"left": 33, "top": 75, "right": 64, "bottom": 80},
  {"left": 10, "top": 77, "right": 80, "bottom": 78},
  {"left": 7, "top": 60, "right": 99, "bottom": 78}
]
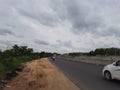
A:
[{"left": 103, "top": 60, "right": 120, "bottom": 80}]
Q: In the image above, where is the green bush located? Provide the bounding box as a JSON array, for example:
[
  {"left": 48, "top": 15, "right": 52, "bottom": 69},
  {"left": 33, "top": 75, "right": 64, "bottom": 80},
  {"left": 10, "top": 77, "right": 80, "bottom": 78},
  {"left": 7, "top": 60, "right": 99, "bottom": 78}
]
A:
[{"left": 0, "top": 44, "right": 55, "bottom": 76}]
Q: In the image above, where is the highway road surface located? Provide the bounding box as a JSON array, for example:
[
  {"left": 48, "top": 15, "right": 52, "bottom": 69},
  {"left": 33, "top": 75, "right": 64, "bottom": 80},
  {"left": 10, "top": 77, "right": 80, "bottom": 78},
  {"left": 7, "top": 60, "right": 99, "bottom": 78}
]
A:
[{"left": 50, "top": 58, "right": 120, "bottom": 90}]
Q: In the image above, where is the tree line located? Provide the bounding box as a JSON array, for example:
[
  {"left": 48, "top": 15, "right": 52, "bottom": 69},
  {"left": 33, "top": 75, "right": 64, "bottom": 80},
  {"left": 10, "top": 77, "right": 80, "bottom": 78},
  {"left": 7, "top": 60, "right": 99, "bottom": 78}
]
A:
[
  {"left": 89, "top": 47, "right": 120, "bottom": 56},
  {"left": 0, "top": 44, "right": 57, "bottom": 75},
  {"left": 68, "top": 47, "right": 120, "bottom": 56}
]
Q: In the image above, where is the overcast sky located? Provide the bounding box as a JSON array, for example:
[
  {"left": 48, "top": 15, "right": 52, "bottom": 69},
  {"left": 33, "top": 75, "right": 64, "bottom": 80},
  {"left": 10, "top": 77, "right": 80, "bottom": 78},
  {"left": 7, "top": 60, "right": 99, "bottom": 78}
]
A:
[{"left": 0, "top": 0, "right": 120, "bottom": 53}]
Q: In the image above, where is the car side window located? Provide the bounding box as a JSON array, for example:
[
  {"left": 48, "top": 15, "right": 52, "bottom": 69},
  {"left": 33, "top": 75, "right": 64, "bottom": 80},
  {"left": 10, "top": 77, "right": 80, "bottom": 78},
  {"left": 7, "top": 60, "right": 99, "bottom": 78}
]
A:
[{"left": 116, "top": 61, "right": 120, "bottom": 66}]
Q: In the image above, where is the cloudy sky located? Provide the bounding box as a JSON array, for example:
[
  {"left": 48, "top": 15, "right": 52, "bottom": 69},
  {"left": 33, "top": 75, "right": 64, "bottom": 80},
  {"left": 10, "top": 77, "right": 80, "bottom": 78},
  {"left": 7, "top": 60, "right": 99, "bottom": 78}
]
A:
[{"left": 0, "top": 0, "right": 120, "bottom": 53}]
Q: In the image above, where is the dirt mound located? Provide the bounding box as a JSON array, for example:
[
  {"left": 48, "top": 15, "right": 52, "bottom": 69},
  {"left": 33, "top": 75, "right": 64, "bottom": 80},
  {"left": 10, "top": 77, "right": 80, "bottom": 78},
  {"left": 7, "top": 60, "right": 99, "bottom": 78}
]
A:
[{"left": 2, "top": 58, "right": 80, "bottom": 90}]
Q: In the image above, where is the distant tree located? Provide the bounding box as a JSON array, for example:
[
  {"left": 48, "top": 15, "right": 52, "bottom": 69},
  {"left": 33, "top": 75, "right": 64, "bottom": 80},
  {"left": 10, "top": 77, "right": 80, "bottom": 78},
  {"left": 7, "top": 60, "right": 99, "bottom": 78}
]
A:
[
  {"left": 11, "top": 44, "right": 21, "bottom": 56},
  {"left": 89, "top": 51, "right": 95, "bottom": 56},
  {"left": 88, "top": 47, "right": 120, "bottom": 56},
  {"left": 0, "top": 49, "right": 1, "bottom": 53},
  {"left": 27, "top": 48, "right": 33, "bottom": 54},
  {"left": 40, "top": 51, "right": 45, "bottom": 57}
]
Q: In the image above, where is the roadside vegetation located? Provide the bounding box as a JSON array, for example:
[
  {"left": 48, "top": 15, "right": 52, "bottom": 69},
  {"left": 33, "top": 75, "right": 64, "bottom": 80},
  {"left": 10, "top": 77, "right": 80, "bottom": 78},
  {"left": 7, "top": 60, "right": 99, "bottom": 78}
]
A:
[
  {"left": 68, "top": 47, "right": 120, "bottom": 56},
  {"left": 0, "top": 44, "right": 55, "bottom": 76}
]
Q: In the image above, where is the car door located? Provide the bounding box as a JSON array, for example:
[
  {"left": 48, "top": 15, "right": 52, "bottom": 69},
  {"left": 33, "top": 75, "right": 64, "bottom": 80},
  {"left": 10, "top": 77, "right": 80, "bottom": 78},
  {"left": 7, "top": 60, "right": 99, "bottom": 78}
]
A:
[{"left": 113, "top": 61, "right": 120, "bottom": 79}]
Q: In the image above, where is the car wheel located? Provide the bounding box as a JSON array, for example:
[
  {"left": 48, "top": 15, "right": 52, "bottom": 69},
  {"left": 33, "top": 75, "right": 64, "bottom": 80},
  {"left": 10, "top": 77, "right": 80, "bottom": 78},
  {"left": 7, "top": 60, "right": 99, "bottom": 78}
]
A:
[{"left": 104, "top": 71, "right": 112, "bottom": 80}]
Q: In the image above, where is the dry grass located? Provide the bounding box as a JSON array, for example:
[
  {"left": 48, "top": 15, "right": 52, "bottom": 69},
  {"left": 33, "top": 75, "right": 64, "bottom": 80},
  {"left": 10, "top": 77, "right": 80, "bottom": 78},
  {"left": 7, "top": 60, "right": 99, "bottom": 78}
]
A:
[{"left": 2, "top": 58, "right": 80, "bottom": 90}]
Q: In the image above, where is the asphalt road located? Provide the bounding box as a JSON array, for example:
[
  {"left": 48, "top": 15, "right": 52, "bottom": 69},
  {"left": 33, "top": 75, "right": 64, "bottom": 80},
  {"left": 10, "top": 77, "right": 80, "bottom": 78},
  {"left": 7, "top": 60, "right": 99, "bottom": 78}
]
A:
[{"left": 50, "top": 58, "right": 120, "bottom": 90}]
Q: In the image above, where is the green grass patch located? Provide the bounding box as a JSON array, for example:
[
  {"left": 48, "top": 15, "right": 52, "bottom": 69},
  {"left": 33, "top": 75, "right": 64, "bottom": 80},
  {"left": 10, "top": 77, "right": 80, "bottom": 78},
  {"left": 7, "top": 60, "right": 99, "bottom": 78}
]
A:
[{"left": 0, "top": 55, "right": 39, "bottom": 76}]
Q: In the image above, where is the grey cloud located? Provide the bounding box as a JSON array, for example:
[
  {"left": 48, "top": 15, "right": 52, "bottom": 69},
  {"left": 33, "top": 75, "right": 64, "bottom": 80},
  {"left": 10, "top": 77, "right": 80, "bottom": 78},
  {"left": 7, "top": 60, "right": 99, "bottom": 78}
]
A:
[
  {"left": 0, "top": 40, "right": 14, "bottom": 48},
  {"left": 0, "top": 28, "right": 15, "bottom": 36},
  {"left": 56, "top": 40, "right": 72, "bottom": 48},
  {"left": 50, "top": 0, "right": 105, "bottom": 35},
  {"left": 60, "top": 0, "right": 120, "bottom": 39},
  {"left": 17, "top": 8, "right": 60, "bottom": 27},
  {"left": 94, "top": 27, "right": 120, "bottom": 37},
  {"left": 108, "top": 28, "right": 120, "bottom": 37},
  {"left": 49, "top": 0, "right": 68, "bottom": 20},
  {"left": 5, "top": 24, "right": 16, "bottom": 28},
  {"left": 64, "top": 0, "right": 104, "bottom": 33},
  {"left": 16, "top": 35, "right": 24, "bottom": 38},
  {"left": 0, "top": 28, "right": 23, "bottom": 38},
  {"left": 0, "top": 40, "right": 24, "bottom": 50},
  {"left": 34, "top": 40, "right": 50, "bottom": 45}
]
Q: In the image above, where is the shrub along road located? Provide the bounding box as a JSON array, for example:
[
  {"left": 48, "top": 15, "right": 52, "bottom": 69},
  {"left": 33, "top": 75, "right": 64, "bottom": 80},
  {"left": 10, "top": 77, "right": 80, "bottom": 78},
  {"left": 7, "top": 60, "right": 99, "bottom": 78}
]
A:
[{"left": 50, "top": 58, "right": 120, "bottom": 90}]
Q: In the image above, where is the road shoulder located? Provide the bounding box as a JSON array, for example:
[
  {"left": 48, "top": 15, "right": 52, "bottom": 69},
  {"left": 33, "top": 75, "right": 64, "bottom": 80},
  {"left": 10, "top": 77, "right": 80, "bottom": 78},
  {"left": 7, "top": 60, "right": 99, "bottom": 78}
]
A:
[{"left": 2, "top": 58, "right": 80, "bottom": 90}]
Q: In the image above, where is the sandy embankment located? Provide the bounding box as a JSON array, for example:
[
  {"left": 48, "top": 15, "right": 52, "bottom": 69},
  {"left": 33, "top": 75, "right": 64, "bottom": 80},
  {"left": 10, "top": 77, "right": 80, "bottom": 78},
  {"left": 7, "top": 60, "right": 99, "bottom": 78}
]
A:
[{"left": 2, "top": 58, "right": 80, "bottom": 90}]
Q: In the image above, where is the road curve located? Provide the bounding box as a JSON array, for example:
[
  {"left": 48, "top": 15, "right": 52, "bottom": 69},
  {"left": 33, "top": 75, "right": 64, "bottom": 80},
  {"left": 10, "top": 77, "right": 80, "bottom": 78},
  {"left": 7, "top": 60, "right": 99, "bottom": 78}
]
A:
[{"left": 50, "top": 58, "right": 120, "bottom": 90}]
